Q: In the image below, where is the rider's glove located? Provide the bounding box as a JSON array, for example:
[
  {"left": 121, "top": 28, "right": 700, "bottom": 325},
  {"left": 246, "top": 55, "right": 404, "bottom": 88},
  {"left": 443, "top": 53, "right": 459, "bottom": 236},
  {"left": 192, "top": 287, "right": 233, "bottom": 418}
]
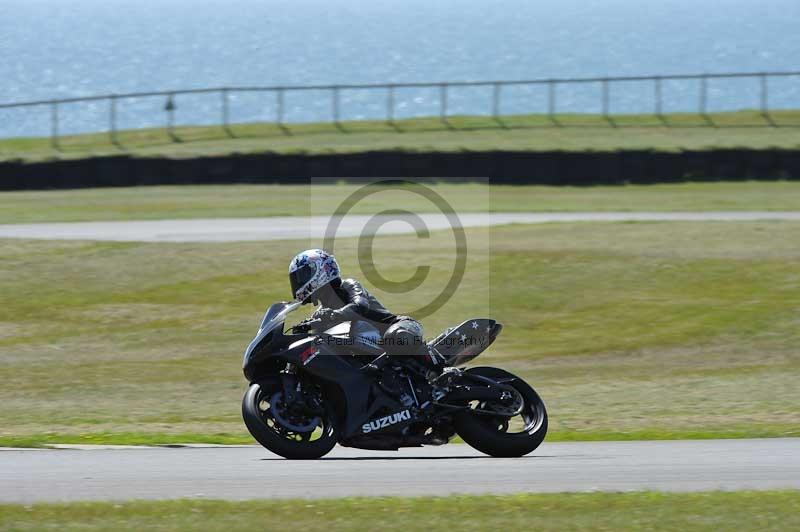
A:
[
  {"left": 312, "top": 307, "right": 337, "bottom": 324},
  {"left": 292, "top": 318, "right": 321, "bottom": 333}
]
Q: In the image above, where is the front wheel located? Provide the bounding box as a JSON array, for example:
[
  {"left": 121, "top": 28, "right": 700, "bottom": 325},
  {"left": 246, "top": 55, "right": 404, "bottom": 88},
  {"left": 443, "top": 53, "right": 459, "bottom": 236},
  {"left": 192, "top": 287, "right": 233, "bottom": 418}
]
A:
[
  {"left": 242, "top": 381, "right": 337, "bottom": 459},
  {"left": 453, "top": 367, "right": 548, "bottom": 457}
]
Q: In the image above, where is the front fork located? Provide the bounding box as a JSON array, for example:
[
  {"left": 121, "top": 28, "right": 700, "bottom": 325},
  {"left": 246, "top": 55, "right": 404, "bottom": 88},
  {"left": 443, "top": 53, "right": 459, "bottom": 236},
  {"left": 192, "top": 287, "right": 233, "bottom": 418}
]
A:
[
  {"left": 279, "top": 366, "right": 327, "bottom": 419},
  {"left": 280, "top": 368, "right": 299, "bottom": 404}
]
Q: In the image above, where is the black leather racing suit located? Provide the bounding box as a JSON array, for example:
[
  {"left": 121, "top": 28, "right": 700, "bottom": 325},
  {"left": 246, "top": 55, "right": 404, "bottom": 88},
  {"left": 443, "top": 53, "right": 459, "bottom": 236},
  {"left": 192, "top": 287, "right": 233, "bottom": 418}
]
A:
[
  {"left": 313, "top": 278, "right": 397, "bottom": 327},
  {"left": 311, "top": 278, "right": 437, "bottom": 365}
]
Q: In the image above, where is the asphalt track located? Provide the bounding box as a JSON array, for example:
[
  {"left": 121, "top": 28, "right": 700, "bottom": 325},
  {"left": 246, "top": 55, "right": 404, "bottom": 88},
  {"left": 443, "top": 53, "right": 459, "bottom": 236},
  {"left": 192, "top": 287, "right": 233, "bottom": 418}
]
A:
[
  {"left": 2, "top": 439, "right": 798, "bottom": 502},
  {"left": 1, "top": 211, "right": 799, "bottom": 242}
]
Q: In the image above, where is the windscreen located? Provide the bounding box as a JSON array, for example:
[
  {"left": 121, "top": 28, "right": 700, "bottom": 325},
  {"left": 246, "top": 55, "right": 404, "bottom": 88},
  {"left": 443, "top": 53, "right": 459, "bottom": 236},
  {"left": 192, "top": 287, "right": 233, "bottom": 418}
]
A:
[
  {"left": 245, "top": 301, "right": 302, "bottom": 368},
  {"left": 259, "top": 301, "right": 301, "bottom": 331}
]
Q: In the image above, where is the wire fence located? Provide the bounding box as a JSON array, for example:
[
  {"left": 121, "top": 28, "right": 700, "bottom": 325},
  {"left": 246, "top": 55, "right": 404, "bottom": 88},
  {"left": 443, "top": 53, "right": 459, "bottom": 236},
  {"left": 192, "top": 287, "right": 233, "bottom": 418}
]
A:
[{"left": 1, "top": 70, "right": 799, "bottom": 148}]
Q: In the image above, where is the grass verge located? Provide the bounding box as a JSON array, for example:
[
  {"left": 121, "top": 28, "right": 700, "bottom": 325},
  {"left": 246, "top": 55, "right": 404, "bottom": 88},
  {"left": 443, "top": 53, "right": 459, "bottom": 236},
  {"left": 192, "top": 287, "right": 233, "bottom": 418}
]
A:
[
  {"left": 1, "top": 492, "right": 799, "bottom": 531},
  {"left": 1, "top": 181, "right": 800, "bottom": 224},
  {"left": 1, "top": 221, "right": 798, "bottom": 445},
  {"left": 2, "top": 110, "right": 800, "bottom": 162}
]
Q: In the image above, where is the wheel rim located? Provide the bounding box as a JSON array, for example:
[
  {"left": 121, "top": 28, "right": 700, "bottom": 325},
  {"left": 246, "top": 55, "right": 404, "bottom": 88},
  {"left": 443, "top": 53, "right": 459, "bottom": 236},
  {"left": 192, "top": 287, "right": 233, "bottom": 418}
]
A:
[
  {"left": 475, "top": 388, "right": 545, "bottom": 437},
  {"left": 255, "top": 387, "right": 333, "bottom": 443}
]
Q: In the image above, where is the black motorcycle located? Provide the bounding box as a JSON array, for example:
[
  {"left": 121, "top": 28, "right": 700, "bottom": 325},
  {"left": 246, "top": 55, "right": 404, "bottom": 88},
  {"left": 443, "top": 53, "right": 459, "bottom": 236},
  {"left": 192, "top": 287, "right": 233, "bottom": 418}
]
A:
[{"left": 241, "top": 301, "right": 547, "bottom": 459}]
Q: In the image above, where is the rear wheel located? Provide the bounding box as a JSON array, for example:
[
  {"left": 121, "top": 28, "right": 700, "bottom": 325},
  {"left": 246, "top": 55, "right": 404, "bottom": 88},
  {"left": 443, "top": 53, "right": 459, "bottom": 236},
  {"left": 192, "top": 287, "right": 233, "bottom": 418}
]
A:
[
  {"left": 453, "top": 367, "right": 547, "bottom": 457},
  {"left": 242, "top": 380, "right": 337, "bottom": 459}
]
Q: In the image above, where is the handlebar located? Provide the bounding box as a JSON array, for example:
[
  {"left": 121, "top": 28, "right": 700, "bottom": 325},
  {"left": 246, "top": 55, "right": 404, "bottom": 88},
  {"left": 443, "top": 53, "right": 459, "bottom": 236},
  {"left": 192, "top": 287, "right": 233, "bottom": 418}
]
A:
[{"left": 292, "top": 318, "right": 323, "bottom": 333}]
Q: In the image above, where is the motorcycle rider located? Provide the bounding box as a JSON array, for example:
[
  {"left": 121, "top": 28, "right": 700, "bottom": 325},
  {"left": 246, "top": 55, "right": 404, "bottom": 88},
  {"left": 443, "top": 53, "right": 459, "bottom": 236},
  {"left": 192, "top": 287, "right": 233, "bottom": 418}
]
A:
[{"left": 288, "top": 249, "right": 441, "bottom": 369}]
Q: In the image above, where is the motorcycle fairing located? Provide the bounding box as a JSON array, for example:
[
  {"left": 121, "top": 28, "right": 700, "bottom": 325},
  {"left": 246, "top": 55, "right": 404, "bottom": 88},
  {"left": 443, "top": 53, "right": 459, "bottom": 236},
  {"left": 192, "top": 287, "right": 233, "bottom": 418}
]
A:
[
  {"left": 320, "top": 320, "right": 384, "bottom": 356},
  {"left": 285, "top": 337, "right": 408, "bottom": 437},
  {"left": 430, "top": 318, "right": 502, "bottom": 367},
  {"left": 243, "top": 301, "right": 301, "bottom": 370},
  {"left": 242, "top": 304, "right": 400, "bottom": 437}
]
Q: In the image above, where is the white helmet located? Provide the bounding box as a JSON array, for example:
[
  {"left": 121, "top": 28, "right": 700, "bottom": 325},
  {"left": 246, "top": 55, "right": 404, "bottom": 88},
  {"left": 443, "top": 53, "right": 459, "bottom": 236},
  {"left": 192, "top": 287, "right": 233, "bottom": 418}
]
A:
[{"left": 289, "top": 249, "right": 341, "bottom": 303}]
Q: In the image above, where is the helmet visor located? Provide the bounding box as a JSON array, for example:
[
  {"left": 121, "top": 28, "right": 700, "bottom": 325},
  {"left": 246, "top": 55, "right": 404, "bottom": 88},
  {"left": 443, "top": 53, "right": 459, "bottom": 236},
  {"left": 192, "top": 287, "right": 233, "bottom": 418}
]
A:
[{"left": 290, "top": 263, "right": 316, "bottom": 299}]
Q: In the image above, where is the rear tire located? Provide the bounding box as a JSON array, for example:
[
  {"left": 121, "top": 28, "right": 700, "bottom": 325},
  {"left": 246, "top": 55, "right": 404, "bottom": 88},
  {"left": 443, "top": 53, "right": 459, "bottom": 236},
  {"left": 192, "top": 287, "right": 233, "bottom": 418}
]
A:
[
  {"left": 453, "top": 367, "right": 548, "bottom": 457},
  {"left": 242, "top": 382, "right": 337, "bottom": 460}
]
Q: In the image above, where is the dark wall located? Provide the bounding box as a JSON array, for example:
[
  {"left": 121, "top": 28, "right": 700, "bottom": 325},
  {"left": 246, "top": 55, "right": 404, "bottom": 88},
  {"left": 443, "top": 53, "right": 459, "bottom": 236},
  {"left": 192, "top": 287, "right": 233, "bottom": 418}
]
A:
[{"left": 1, "top": 149, "right": 799, "bottom": 190}]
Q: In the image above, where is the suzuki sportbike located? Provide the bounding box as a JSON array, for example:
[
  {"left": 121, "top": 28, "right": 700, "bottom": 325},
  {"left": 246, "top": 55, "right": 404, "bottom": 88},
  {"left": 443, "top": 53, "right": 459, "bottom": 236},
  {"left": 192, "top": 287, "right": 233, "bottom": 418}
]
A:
[{"left": 241, "top": 301, "right": 547, "bottom": 459}]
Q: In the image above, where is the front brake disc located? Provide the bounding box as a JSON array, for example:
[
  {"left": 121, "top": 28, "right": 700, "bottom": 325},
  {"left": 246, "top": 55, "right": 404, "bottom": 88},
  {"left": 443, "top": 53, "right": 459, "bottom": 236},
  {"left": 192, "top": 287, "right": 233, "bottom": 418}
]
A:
[{"left": 269, "top": 392, "right": 321, "bottom": 432}]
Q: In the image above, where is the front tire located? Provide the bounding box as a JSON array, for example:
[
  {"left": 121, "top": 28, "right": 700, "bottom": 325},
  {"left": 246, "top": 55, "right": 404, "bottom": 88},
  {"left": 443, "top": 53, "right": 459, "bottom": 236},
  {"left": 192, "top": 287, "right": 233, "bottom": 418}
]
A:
[
  {"left": 242, "top": 382, "right": 337, "bottom": 459},
  {"left": 453, "top": 367, "right": 548, "bottom": 457}
]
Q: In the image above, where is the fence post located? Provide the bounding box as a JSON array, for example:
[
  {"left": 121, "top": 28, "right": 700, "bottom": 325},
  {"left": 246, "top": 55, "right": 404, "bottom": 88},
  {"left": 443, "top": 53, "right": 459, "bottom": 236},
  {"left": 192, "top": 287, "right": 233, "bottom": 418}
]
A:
[
  {"left": 654, "top": 76, "right": 662, "bottom": 116},
  {"left": 439, "top": 83, "right": 448, "bottom": 123},
  {"left": 699, "top": 75, "right": 708, "bottom": 115},
  {"left": 386, "top": 85, "right": 395, "bottom": 124},
  {"left": 332, "top": 86, "right": 340, "bottom": 125},
  {"left": 50, "top": 101, "right": 59, "bottom": 149},
  {"left": 165, "top": 93, "right": 176, "bottom": 138},
  {"left": 759, "top": 73, "right": 775, "bottom": 126},
  {"left": 547, "top": 79, "right": 556, "bottom": 122},
  {"left": 492, "top": 82, "right": 501, "bottom": 119},
  {"left": 699, "top": 74, "right": 713, "bottom": 126},
  {"left": 109, "top": 95, "right": 118, "bottom": 145},
  {"left": 276, "top": 88, "right": 285, "bottom": 126},
  {"left": 602, "top": 79, "right": 614, "bottom": 126},
  {"left": 221, "top": 88, "right": 230, "bottom": 132}
]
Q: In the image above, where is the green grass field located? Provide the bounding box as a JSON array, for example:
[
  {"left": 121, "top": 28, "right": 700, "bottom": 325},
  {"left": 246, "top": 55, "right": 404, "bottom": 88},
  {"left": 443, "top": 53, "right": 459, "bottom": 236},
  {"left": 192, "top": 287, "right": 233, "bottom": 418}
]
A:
[
  {"left": 1, "top": 219, "right": 798, "bottom": 446},
  {"left": 2, "top": 110, "right": 800, "bottom": 162},
  {"left": 1, "top": 491, "right": 798, "bottom": 531},
  {"left": 2, "top": 181, "right": 800, "bottom": 224}
]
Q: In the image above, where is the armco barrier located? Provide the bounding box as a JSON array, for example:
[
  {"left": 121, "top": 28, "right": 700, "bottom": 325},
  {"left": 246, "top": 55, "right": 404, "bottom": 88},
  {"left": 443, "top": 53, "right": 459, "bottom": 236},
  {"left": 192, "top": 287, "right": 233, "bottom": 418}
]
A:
[{"left": 0, "top": 149, "right": 799, "bottom": 190}]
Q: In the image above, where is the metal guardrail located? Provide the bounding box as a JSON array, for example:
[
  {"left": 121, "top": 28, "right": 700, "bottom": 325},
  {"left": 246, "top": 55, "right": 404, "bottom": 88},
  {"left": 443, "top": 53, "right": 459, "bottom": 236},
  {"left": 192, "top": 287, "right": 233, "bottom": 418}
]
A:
[{"left": 1, "top": 70, "right": 798, "bottom": 148}]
